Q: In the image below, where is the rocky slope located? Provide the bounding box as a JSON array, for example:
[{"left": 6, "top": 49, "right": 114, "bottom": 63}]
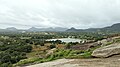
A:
[
  {"left": 26, "top": 57, "right": 120, "bottom": 67},
  {"left": 92, "top": 43, "right": 120, "bottom": 57}
]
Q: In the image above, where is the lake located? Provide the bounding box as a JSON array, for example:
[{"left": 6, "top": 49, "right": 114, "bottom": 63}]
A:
[{"left": 46, "top": 38, "right": 81, "bottom": 43}]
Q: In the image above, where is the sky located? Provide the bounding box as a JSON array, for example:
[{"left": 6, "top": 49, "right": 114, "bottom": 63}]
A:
[{"left": 0, "top": 0, "right": 120, "bottom": 29}]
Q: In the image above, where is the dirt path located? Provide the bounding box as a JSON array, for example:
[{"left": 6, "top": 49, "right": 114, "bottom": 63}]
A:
[{"left": 25, "top": 55, "right": 120, "bottom": 67}]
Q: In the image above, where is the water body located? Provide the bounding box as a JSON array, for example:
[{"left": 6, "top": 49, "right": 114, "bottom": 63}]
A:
[{"left": 46, "top": 38, "right": 81, "bottom": 43}]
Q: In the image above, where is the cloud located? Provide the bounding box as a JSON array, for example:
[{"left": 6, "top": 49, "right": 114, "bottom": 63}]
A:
[{"left": 0, "top": 0, "right": 120, "bottom": 29}]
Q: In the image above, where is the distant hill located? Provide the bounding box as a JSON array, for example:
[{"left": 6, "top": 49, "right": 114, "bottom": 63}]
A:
[
  {"left": 66, "top": 23, "right": 120, "bottom": 32},
  {"left": 0, "top": 23, "right": 120, "bottom": 32},
  {"left": 66, "top": 27, "right": 84, "bottom": 32},
  {"left": 101, "top": 23, "right": 120, "bottom": 32},
  {"left": 6, "top": 27, "right": 17, "bottom": 31},
  {"left": 27, "top": 27, "right": 68, "bottom": 32},
  {"left": 66, "top": 27, "right": 100, "bottom": 32}
]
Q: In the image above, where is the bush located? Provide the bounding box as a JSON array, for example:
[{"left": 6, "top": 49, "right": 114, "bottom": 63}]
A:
[
  {"left": 14, "top": 58, "right": 40, "bottom": 66},
  {"left": 49, "top": 44, "right": 56, "bottom": 49},
  {"left": 65, "top": 50, "right": 92, "bottom": 59},
  {"left": 0, "top": 62, "right": 12, "bottom": 67}
]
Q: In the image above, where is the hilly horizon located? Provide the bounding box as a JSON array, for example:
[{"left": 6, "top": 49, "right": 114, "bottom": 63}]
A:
[
  {"left": 66, "top": 23, "right": 120, "bottom": 32},
  {"left": 1, "top": 23, "right": 120, "bottom": 32}
]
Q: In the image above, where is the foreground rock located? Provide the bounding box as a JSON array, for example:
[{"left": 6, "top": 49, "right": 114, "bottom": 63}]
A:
[
  {"left": 26, "top": 59, "right": 75, "bottom": 67},
  {"left": 92, "top": 43, "right": 120, "bottom": 57},
  {"left": 26, "top": 57, "right": 120, "bottom": 67}
]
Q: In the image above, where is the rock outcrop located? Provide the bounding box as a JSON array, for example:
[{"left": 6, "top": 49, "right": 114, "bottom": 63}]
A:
[{"left": 92, "top": 43, "right": 120, "bottom": 58}]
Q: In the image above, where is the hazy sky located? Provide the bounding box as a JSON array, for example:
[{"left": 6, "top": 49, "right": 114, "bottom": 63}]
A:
[{"left": 0, "top": 0, "right": 120, "bottom": 29}]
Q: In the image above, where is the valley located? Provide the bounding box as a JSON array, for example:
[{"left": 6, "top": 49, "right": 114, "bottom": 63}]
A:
[
  {"left": 0, "top": 0, "right": 120, "bottom": 67},
  {"left": 0, "top": 23, "right": 120, "bottom": 67}
]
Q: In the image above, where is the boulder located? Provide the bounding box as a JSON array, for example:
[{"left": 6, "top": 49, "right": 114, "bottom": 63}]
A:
[
  {"left": 92, "top": 43, "right": 120, "bottom": 58},
  {"left": 100, "top": 39, "right": 113, "bottom": 46}
]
